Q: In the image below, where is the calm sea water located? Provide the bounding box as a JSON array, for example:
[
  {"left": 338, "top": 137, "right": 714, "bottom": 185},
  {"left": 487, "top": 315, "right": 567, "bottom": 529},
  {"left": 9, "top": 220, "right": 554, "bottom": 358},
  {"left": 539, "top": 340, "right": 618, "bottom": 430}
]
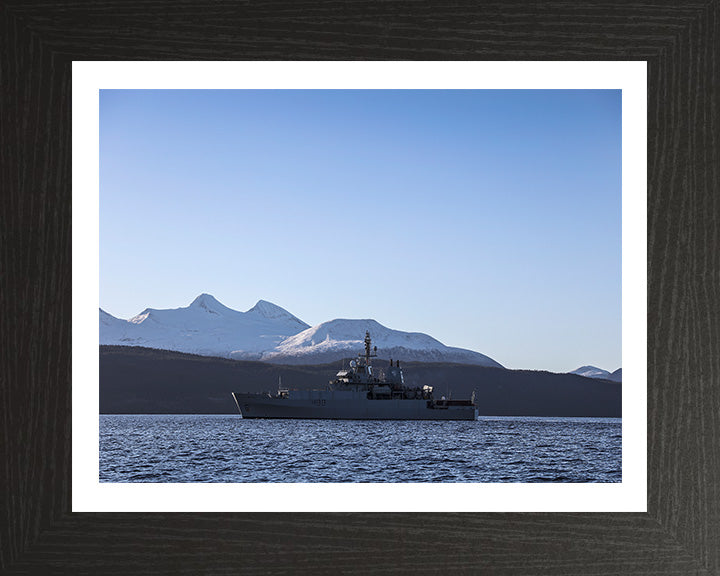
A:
[{"left": 100, "top": 415, "right": 621, "bottom": 483}]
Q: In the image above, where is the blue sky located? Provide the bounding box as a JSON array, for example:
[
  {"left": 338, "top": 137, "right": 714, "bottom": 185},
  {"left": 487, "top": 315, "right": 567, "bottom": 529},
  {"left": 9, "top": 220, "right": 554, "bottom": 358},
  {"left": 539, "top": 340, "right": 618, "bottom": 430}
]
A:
[{"left": 100, "top": 89, "right": 621, "bottom": 372}]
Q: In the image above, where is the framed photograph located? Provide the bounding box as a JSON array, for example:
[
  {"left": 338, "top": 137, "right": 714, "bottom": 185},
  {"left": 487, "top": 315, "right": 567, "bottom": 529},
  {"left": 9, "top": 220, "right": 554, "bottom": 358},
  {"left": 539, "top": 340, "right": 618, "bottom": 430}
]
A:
[
  {"left": 3, "top": 2, "right": 718, "bottom": 574},
  {"left": 75, "top": 62, "right": 641, "bottom": 514}
]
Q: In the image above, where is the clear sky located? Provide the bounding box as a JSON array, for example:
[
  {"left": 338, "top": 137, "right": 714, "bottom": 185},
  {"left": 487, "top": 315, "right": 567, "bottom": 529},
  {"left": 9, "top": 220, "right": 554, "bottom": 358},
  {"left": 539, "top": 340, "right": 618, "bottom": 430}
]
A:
[{"left": 100, "top": 89, "right": 621, "bottom": 373}]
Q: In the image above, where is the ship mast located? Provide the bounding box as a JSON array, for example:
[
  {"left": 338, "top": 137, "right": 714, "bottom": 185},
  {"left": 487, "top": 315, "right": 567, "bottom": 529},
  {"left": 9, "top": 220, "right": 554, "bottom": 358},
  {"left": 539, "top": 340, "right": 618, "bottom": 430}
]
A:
[{"left": 363, "top": 330, "right": 377, "bottom": 366}]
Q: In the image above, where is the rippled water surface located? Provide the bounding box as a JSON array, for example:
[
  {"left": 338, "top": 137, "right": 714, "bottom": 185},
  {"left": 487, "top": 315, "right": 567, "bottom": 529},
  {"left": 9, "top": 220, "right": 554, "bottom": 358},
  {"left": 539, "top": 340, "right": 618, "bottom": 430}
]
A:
[{"left": 100, "top": 415, "right": 621, "bottom": 482}]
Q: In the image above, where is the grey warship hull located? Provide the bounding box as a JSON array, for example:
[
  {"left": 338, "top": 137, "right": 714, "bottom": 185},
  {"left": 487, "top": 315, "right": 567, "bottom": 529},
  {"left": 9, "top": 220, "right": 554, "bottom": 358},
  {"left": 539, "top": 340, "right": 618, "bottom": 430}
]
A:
[
  {"left": 231, "top": 331, "right": 478, "bottom": 421},
  {"left": 233, "top": 391, "right": 477, "bottom": 420}
]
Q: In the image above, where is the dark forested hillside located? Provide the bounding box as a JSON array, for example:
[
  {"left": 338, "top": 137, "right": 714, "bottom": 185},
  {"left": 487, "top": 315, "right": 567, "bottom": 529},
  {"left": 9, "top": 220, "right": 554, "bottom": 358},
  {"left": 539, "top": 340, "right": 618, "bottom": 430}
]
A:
[{"left": 100, "top": 346, "right": 621, "bottom": 417}]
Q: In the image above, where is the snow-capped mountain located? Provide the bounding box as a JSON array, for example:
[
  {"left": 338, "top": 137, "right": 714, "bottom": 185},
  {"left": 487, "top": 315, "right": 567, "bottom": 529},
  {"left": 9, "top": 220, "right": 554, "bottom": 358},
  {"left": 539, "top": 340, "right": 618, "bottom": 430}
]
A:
[
  {"left": 570, "top": 365, "right": 622, "bottom": 381},
  {"left": 100, "top": 294, "right": 309, "bottom": 359},
  {"left": 100, "top": 294, "right": 503, "bottom": 367},
  {"left": 570, "top": 366, "right": 610, "bottom": 379},
  {"left": 260, "top": 318, "right": 503, "bottom": 367}
]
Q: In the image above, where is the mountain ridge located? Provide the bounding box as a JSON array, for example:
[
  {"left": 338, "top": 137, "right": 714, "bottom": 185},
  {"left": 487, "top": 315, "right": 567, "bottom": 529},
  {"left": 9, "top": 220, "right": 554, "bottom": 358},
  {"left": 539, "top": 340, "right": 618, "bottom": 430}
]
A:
[
  {"left": 570, "top": 365, "right": 622, "bottom": 382},
  {"left": 262, "top": 318, "right": 501, "bottom": 367},
  {"left": 100, "top": 294, "right": 502, "bottom": 368}
]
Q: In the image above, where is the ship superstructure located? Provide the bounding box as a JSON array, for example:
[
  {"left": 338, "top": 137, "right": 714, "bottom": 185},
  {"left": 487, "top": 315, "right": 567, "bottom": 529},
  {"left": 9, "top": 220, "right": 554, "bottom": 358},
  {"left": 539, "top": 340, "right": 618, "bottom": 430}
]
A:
[{"left": 232, "top": 332, "right": 477, "bottom": 420}]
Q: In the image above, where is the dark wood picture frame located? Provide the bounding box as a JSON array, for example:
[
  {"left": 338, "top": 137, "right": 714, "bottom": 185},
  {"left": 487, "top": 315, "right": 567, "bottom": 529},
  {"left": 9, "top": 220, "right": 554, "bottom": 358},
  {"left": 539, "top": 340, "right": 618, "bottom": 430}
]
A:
[{"left": 2, "top": 2, "right": 718, "bottom": 574}]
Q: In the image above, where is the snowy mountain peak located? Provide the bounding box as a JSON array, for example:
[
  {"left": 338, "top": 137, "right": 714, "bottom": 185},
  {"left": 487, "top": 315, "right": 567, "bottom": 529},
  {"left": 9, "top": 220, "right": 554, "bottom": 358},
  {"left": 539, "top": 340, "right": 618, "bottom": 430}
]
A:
[
  {"left": 189, "top": 293, "right": 231, "bottom": 314},
  {"left": 266, "top": 318, "right": 503, "bottom": 367},
  {"left": 283, "top": 318, "right": 430, "bottom": 348},
  {"left": 570, "top": 365, "right": 613, "bottom": 380},
  {"left": 246, "top": 299, "right": 309, "bottom": 327},
  {"left": 99, "top": 296, "right": 501, "bottom": 367},
  {"left": 100, "top": 295, "right": 310, "bottom": 358}
]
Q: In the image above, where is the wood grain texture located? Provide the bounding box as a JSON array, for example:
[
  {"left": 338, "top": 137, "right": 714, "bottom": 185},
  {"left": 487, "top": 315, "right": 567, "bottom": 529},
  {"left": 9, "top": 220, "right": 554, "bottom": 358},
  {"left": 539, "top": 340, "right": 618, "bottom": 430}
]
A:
[{"left": 1, "top": 1, "right": 718, "bottom": 574}]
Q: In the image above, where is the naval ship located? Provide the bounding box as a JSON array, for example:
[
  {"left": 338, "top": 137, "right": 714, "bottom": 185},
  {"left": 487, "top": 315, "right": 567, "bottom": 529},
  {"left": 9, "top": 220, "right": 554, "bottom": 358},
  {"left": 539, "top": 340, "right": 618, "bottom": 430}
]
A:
[{"left": 232, "top": 331, "right": 478, "bottom": 420}]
